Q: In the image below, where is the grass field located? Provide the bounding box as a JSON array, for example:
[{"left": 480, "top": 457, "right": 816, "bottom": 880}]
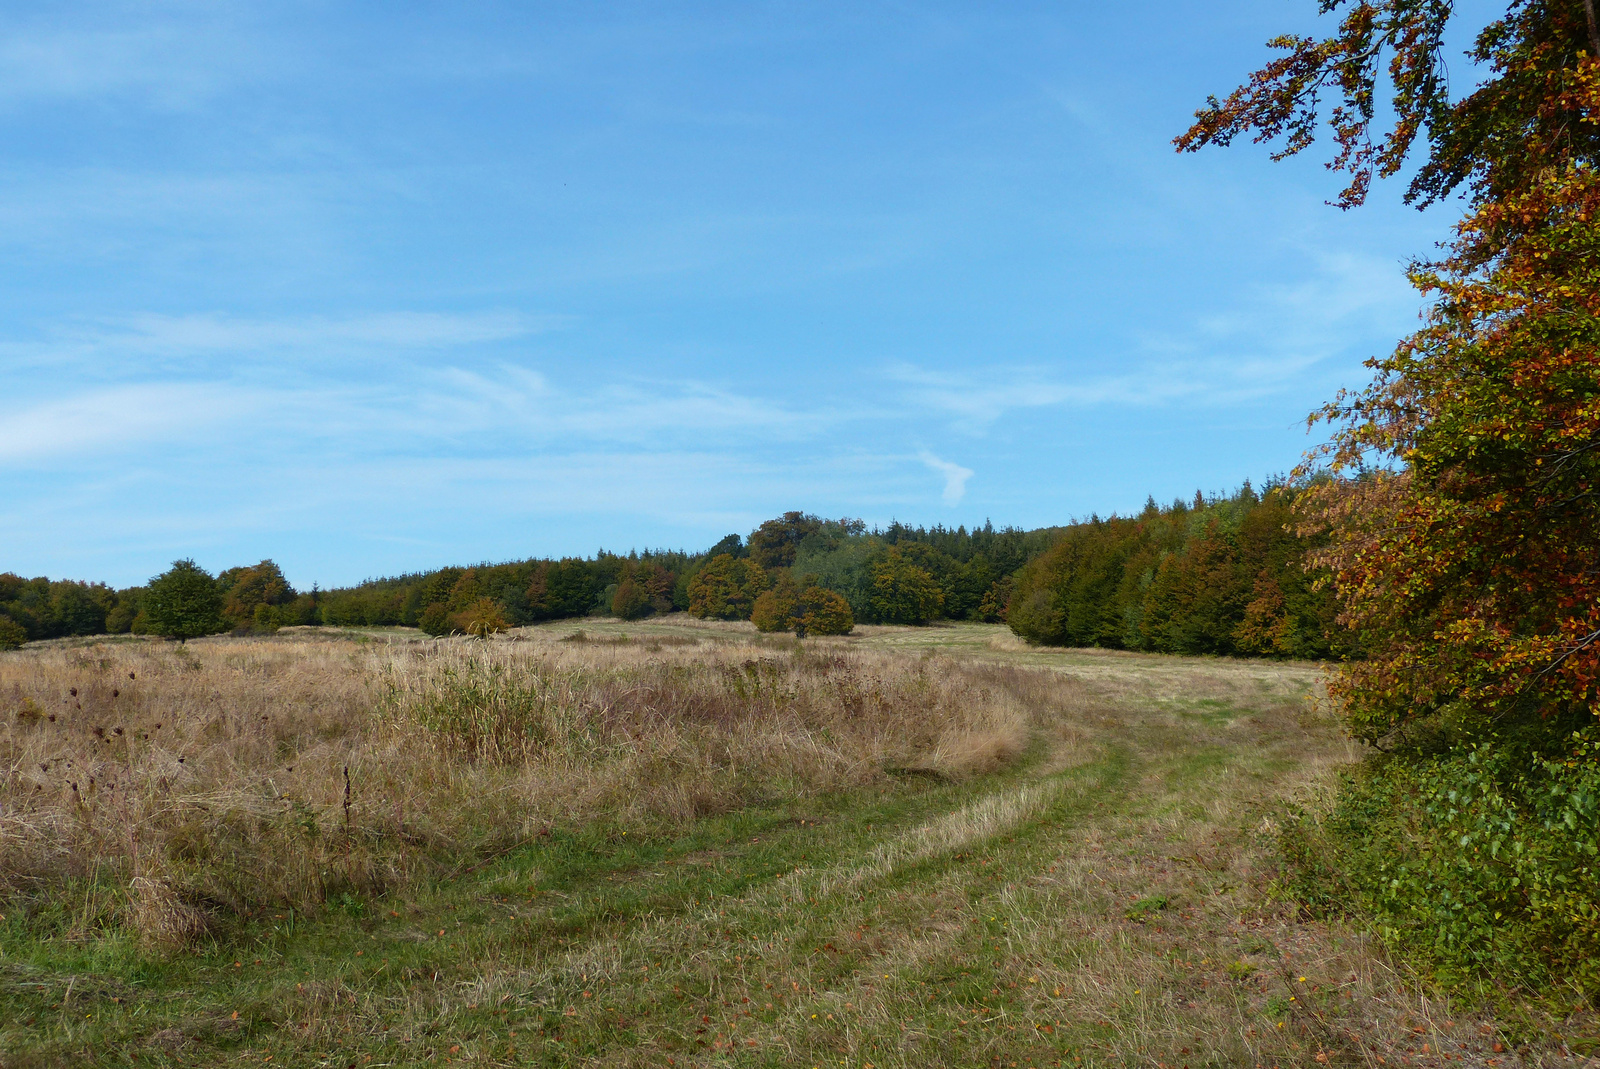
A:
[{"left": 0, "top": 619, "right": 1575, "bottom": 1067}]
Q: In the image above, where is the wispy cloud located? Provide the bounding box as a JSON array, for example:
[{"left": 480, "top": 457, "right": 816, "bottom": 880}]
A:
[
  {"left": 0, "top": 363, "right": 820, "bottom": 466},
  {"left": 0, "top": 383, "right": 257, "bottom": 461},
  {"left": 0, "top": 10, "right": 280, "bottom": 111},
  {"left": 106, "top": 311, "right": 549, "bottom": 353},
  {"left": 919, "top": 451, "right": 973, "bottom": 504},
  {"left": 1, "top": 311, "right": 556, "bottom": 374},
  {"left": 890, "top": 248, "right": 1416, "bottom": 433}
]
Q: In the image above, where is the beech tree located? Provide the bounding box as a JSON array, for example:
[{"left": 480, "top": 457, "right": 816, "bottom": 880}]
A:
[
  {"left": 1180, "top": 0, "right": 1600, "bottom": 741},
  {"left": 144, "top": 559, "right": 225, "bottom": 642},
  {"left": 218, "top": 559, "right": 295, "bottom": 631},
  {"left": 687, "top": 554, "right": 767, "bottom": 620},
  {"left": 752, "top": 575, "right": 855, "bottom": 635},
  {"left": 869, "top": 548, "right": 943, "bottom": 625},
  {"left": 747, "top": 512, "right": 822, "bottom": 569}
]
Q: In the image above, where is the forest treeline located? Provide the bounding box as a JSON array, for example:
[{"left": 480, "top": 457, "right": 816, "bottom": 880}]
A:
[{"left": 0, "top": 480, "right": 1343, "bottom": 656}]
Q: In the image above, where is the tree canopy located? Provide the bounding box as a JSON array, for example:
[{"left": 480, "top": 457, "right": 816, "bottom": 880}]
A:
[
  {"left": 1181, "top": 1, "right": 1600, "bottom": 740},
  {"left": 143, "top": 560, "right": 226, "bottom": 642}
]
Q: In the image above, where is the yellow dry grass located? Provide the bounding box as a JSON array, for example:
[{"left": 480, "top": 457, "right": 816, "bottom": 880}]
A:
[{"left": 0, "top": 630, "right": 1029, "bottom": 942}]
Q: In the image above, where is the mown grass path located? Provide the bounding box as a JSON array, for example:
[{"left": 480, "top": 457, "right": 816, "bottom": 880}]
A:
[{"left": 0, "top": 625, "right": 1523, "bottom": 1067}]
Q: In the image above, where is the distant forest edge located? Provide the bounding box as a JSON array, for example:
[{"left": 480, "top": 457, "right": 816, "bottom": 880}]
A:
[{"left": 0, "top": 479, "right": 1344, "bottom": 658}]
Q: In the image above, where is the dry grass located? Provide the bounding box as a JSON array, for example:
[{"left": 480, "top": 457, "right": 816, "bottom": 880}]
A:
[
  {"left": 4, "top": 621, "right": 1587, "bottom": 1067},
  {"left": 0, "top": 632, "right": 1029, "bottom": 942}
]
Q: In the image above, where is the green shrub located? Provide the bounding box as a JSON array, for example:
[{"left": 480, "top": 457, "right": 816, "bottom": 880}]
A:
[
  {"left": 1281, "top": 728, "right": 1600, "bottom": 999},
  {"left": 0, "top": 615, "right": 26, "bottom": 650}
]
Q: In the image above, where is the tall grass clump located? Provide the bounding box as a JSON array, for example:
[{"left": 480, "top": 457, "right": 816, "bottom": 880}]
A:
[{"left": 0, "top": 634, "right": 1029, "bottom": 946}]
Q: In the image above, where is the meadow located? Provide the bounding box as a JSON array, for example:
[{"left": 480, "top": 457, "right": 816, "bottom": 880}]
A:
[{"left": 0, "top": 619, "right": 1575, "bottom": 1066}]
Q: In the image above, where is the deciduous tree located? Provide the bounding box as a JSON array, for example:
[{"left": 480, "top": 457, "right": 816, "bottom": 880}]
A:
[
  {"left": 143, "top": 560, "right": 225, "bottom": 643},
  {"left": 1181, "top": 0, "right": 1600, "bottom": 742},
  {"left": 869, "top": 548, "right": 943, "bottom": 625},
  {"left": 687, "top": 554, "right": 768, "bottom": 620}
]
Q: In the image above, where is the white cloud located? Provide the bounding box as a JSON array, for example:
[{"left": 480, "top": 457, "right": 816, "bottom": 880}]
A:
[
  {"left": 108, "top": 311, "right": 549, "bottom": 353},
  {"left": 0, "top": 311, "right": 554, "bottom": 372},
  {"left": 919, "top": 450, "right": 973, "bottom": 505},
  {"left": 0, "top": 10, "right": 282, "bottom": 111},
  {"left": 0, "top": 383, "right": 255, "bottom": 461},
  {"left": 0, "top": 361, "right": 823, "bottom": 466},
  {"left": 890, "top": 248, "right": 1416, "bottom": 433}
]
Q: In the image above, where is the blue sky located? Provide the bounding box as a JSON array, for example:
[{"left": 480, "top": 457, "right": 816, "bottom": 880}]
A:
[{"left": 2, "top": 1, "right": 1494, "bottom": 588}]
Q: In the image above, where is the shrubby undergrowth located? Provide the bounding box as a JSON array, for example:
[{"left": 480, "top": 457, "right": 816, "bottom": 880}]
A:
[{"left": 1282, "top": 725, "right": 1600, "bottom": 1001}]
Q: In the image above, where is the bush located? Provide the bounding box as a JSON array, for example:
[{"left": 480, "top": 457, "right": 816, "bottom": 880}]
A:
[
  {"left": 454, "top": 598, "right": 509, "bottom": 637},
  {"left": 1281, "top": 729, "right": 1600, "bottom": 999},
  {"left": 0, "top": 616, "right": 26, "bottom": 650}
]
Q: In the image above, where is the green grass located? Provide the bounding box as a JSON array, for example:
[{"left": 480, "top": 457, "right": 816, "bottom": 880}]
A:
[{"left": 0, "top": 623, "right": 1556, "bottom": 1067}]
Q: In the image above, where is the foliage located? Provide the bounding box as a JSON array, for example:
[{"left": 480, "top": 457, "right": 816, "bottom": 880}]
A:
[
  {"left": 1305, "top": 158, "right": 1600, "bottom": 742},
  {"left": 750, "top": 575, "right": 799, "bottom": 633},
  {"left": 1007, "top": 485, "right": 1341, "bottom": 657},
  {"left": 977, "top": 575, "right": 1014, "bottom": 623},
  {"left": 1184, "top": 1, "right": 1600, "bottom": 744},
  {"left": 791, "top": 519, "right": 1061, "bottom": 627},
  {"left": 747, "top": 511, "right": 825, "bottom": 569},
  {"left": 751, "top": 574, "right": 855, "bottom": 635},
  {"left": 796, "top": 583, "right": 854, "bottom": 636},
  {"left": 1174, "top": 0, "right": 1600, "bottom": 210},
  {"left": 0, "top": 573, "right": 120, "bottom": 641},
  {"left": 455, "top": 597, "right": 511, "bottom": 637},
  {"left": 419, "top": 602, "right": 452, "bottom": 636},
  {"left": 0, "top": 616, "right": 26, "bottom": 650},
  {"left": 869, "top": 548, "right": 945, "bottom": 625},
  {"left": 0, "top": 504, "right": 1328, "bottom": 656},
  {"left": 1188, "top": 0, "right": 1600, "bottom": 1000},
  {"left": 1282, "top": 729, "right": 1600, "bottom": 999},
  {"left": 142, "top": 560, "right": 226, "bottom": 642},
  {"left": 612, "top": 577, "right": 650, "bottom": 620},
  {"left": 218, "top": 559, "right": 295, "bottom": 631},
  {"left": 687, "top": 554, "right": 768, "bottom": 620}
]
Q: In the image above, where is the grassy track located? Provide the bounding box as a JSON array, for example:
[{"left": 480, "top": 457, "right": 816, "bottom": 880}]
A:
[{"left": 0, "top": 623, "right": 1543, "bottom": 1066}]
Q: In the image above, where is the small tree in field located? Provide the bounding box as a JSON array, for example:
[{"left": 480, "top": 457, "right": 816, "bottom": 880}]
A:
[
  {"left": 751, "top": 574, "right": 854, "bottom": 635},
  {"left": 144, "top": 560, "right": 225, "bottom": 643},
  {"left": 751, "top": 575, "right": 800, "bottom": 632},
  {"left": 796, "top": 582, "right": 853, "bottom": 636},
  {"left": 456, "top": 597, "right": 510, "bottom": 637}
]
